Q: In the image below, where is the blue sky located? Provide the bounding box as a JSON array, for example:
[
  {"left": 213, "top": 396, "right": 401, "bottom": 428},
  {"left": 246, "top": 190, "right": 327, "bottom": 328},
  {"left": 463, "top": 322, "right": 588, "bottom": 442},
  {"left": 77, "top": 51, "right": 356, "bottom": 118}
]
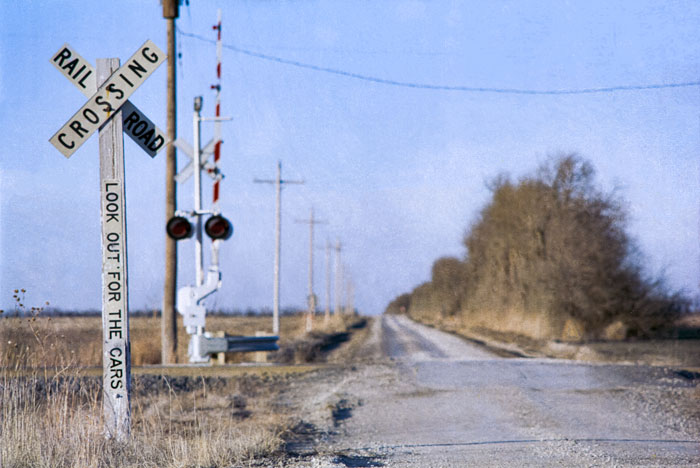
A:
[{"left": 1, "top": 0, "right": 699, "bottom": 316}]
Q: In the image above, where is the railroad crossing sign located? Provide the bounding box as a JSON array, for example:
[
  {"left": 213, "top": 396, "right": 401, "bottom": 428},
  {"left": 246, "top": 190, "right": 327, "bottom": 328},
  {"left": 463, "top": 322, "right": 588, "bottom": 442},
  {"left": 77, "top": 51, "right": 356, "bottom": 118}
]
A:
[
  {"left": 50, "top": 43, "right": 167, "bottom": 158},
  {"left": 49, "top": 40, "right": 166, "bottom": 158},
  {"left": 48, "top": 40, "right": 166, "bottom": 441},
  {"left": 173, "top": 137, "right": 221, "bottom": 182}
]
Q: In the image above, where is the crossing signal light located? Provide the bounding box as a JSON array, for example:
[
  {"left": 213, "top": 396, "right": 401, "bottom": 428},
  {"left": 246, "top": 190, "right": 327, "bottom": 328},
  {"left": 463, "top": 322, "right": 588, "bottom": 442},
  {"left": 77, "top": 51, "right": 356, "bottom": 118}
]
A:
[
  {"left": 166, "top": 216, "right": 193, "bottom": 240},
  {"left": 205, "top": 215, "right": 233, "bottom": 240}
]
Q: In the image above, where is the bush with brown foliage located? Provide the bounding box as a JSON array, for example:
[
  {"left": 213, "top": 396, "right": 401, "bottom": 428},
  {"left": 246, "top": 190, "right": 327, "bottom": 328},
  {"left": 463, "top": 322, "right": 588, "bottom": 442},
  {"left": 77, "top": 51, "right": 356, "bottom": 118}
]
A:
[
  {"left": 387, "top": 154, "right": 688, "bottom": 341},
  {"left": 384, "top": 293, "right": 411, "bottom": 315}
]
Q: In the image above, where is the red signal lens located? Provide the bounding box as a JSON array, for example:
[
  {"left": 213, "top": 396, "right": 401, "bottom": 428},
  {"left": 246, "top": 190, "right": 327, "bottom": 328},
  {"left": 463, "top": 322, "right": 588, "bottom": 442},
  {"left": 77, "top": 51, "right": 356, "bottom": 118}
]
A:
[
  {"left": 205, "top": 215, "right": 233, "bottom": 240},
  {"left": 166, "top": 216, "right": 193, "bottom": 240}
]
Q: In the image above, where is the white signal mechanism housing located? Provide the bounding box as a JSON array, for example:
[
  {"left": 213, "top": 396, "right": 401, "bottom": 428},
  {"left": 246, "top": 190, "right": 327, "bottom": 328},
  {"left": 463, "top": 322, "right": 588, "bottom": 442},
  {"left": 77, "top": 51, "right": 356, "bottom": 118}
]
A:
[{"left": 177, "top": 267, "right": 222, "bottom": 334}]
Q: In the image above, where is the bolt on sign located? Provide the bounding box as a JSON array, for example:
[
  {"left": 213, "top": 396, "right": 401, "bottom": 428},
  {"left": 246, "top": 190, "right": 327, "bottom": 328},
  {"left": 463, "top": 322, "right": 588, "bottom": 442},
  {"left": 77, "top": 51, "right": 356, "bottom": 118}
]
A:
[{"left": 48, "top": 40, "right": 166, "bottom": 441}]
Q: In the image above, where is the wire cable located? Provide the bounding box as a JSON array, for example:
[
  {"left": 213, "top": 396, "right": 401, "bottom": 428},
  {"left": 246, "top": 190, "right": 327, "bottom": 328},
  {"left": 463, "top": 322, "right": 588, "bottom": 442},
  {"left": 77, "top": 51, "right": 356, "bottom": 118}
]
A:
[{"left": 177, "top": 27, "right": 700, "bottom": 95}]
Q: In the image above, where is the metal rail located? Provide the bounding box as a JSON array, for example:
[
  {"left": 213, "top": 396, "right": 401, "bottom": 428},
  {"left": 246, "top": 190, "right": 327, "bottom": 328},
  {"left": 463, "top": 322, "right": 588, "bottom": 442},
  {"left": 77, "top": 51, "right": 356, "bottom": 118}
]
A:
[{"left": 189, "top": 333, "right": 279, "bottom": 362}]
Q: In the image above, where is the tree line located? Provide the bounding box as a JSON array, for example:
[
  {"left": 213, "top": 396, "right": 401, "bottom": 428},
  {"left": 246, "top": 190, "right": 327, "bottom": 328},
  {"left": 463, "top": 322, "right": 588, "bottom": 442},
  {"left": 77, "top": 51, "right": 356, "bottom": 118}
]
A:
[{"left": 386, "top": 155, "right": 689, "bottom": 341}]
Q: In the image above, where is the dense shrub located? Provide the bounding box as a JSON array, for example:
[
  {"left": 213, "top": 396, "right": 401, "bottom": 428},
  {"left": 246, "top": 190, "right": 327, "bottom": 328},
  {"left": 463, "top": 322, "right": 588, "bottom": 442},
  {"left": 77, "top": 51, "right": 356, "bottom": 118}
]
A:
[
  {"left": 384, "top": 293, "right": 411, "bottom": 315},
  {"left": 386, "top": 154, "right": 687, "bottom": 340}
]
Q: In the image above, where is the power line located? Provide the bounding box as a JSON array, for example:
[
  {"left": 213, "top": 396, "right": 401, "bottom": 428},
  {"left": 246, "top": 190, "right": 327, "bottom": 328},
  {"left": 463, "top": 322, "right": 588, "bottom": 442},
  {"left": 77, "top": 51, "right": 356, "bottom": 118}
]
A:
[{"left": 177, "top": 26, "right": 700, "bottom": 95}]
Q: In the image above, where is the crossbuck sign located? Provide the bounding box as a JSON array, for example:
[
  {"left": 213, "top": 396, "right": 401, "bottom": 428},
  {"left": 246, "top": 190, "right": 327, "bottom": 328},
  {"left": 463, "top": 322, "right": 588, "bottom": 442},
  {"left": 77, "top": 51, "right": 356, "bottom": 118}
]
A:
[
  {"left": 50, "top": 40, "right": 165, "bottom": 158},
  {"left": 49, "top": 40, "right": 166, "bottom": 441}
]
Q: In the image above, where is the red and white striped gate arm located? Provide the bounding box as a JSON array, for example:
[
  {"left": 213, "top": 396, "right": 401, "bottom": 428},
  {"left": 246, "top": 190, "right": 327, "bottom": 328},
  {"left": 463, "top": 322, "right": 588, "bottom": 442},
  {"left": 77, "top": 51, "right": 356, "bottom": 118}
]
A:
[{"left": 210, "top": 8, "right": 223, "bottom": 212}]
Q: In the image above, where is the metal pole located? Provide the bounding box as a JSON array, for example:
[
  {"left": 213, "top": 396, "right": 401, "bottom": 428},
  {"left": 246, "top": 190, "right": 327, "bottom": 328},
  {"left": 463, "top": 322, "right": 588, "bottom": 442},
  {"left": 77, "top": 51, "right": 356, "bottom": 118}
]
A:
[
  {"left": 193, "top": 97, "right": 204, "bottom": 288},
  {"left": 98, "top": 58, "right": 131, "bottom": 441},
  {"left": 162, "top": 0, "right": 179, "bottom": 365}
]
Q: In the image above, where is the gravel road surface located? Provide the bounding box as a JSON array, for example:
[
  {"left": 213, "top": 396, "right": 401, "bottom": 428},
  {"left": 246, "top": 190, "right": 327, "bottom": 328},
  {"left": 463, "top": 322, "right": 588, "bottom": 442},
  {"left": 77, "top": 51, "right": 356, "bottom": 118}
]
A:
[{"left": 287, "top": 315, "right": 699, "bottom": 467}]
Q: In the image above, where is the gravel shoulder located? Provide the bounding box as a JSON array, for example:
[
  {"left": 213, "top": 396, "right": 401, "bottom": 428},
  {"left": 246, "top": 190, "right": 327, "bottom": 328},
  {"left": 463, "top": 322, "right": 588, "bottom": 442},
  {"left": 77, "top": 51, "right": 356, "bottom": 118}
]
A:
[{"left": 414, "top": 317, "right": 700, "bottom": 370}]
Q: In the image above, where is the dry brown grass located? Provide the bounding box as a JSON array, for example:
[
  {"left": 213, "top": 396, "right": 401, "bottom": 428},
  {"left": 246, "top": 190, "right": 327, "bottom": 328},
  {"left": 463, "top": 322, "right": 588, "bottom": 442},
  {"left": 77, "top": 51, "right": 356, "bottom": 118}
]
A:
[
  {"left": 0, "top": 304, "right": 364, "bottom": 467},
  {"left": 0, "top": 312, "right": 316, "bottom": 368},
  {"left": 0, "top": 368, "right": 290, "bottom": 468}
]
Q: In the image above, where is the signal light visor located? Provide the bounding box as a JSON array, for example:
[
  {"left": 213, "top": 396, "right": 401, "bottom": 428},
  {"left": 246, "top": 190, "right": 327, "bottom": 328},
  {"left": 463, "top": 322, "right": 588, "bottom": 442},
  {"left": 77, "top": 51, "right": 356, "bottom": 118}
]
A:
[
  {"left": 205, "top": 215, "right": 233, "bottom": 240},
  {"left": 166, "top": 216, "right": 193, "bottom": 240}
]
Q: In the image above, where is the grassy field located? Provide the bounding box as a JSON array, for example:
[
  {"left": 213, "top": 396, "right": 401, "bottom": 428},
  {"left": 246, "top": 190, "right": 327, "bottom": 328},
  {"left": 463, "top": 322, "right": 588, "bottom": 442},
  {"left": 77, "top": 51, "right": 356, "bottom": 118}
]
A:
[
  {"left": 0, "top": 312, "right": 362, "bottom": 467},
  {"left": 0, "top": 312, "right": 327, "bottom": 367}
]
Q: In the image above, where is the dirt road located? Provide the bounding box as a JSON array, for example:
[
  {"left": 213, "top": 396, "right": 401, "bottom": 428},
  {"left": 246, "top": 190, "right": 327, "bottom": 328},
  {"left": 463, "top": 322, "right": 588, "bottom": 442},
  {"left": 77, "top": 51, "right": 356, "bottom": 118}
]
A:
[{"left": 288, "top": 315, "right": 699, "bottom": 467}]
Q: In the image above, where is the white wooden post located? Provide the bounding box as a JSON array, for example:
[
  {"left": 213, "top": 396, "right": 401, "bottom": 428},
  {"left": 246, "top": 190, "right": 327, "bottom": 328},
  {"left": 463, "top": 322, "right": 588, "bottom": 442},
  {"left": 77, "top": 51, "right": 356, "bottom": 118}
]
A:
[
  {"left": 50, "top": 40, "right": 165, "bottom": 436},
  {"left": 98, "top": 58, "right": 131, "bottom": 441}
]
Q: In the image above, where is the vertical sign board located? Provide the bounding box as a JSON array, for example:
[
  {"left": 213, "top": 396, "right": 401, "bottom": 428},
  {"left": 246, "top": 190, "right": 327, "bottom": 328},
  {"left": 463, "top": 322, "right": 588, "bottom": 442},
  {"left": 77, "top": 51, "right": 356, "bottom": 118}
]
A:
[
  {"left": 101, "top": 178, "right": 130, "bottom": 438},
  {"left": 97, "top": 58, "right": 131, "bottom": 440}
]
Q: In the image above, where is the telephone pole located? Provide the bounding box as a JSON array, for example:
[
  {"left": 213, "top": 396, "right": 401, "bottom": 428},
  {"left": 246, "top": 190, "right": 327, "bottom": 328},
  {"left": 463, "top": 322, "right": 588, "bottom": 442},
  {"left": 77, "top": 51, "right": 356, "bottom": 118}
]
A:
[
  {"left": 295, "top": 208, "right": 326, "bottom": 332},
  {"left": 254, "top": 162, "right": 304, "bottom": 334},
  {"left": 345, "top": 277, "right": 355, "bottom": 315},
  {"left": 162, "top": 0, "right": 179, "bottom": 364},
  {"left": 334, "top": 241, "right": 342, "bottom": 315},
  {"left": 324, "top": 240, "right": 331, "bottom": 324}
]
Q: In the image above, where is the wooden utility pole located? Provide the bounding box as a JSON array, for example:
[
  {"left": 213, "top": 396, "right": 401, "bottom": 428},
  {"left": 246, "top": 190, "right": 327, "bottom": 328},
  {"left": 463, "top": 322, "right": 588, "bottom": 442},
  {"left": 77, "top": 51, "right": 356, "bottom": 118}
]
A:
[
  {"left": 162, "top": 0, "right": 179, "bottom": 364},
  {"left": 345, "top": 278, "right": 355, "bottom": 315},
  {"left": 254, "top": 162, "right": 303, "bottom": 334},
  {"left": 334, "top": 241, "right": 342, "bottom": 315},
  {"left": 295, "top": 208, "right": 326, "bottom": 332},
  {"left": 324, "top": 240, "right": 331, "bottom": 324}
]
